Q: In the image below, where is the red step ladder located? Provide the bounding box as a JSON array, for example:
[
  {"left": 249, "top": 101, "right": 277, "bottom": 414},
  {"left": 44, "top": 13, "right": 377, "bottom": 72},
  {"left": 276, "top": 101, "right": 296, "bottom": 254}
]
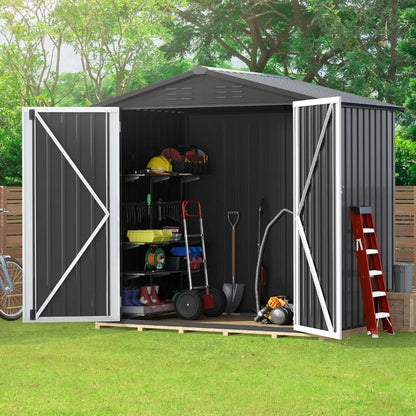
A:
[{"left": 350, "top": 206, "right": 394, "bottom": 338}]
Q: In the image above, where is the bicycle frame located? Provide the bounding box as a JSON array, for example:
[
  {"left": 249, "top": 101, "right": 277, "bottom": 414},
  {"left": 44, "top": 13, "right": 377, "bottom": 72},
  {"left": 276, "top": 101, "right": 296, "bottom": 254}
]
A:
[{"left": 0, "top": 255, "right": 14, "bottom": 292}]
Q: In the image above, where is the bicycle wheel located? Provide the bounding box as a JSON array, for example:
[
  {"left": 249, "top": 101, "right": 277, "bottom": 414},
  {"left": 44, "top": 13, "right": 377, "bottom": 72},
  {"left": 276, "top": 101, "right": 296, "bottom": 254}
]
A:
[{"left": 0, "top": 257, "right": 23, "bottom": 321}]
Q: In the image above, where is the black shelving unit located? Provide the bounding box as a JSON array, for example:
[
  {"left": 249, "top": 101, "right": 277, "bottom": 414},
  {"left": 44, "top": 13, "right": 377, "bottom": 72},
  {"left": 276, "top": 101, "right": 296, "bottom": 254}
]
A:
[{"left": 121, "top": 171, "right": 202, "bottom": 317}]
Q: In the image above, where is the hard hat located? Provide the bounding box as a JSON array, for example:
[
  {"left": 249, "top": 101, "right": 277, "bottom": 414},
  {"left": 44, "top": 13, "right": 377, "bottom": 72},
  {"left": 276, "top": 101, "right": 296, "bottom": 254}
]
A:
[{"left": 146, "top": 155, "right": 172, "bottom": 172}]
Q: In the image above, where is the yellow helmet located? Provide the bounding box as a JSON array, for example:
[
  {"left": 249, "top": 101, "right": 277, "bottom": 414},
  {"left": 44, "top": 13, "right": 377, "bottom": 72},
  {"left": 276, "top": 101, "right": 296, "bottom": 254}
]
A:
[{"left": 146, "top": 155, "right": 172, "bottom": 172}]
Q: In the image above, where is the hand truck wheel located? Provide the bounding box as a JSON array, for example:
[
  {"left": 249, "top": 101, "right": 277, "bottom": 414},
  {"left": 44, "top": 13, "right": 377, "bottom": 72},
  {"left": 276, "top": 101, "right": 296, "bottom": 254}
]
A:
[
  {"left": 174, "top": 290, "right": 203, "bottom": 320},
  {"left": 203, "top": 287, "right": 226, "bottom": 317}
]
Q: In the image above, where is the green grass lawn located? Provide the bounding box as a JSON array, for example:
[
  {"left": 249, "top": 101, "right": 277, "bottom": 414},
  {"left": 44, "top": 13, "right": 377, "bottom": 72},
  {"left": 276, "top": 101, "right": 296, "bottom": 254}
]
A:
[{"left": 0, "top": 319, "right": 415, "bottom": 416}]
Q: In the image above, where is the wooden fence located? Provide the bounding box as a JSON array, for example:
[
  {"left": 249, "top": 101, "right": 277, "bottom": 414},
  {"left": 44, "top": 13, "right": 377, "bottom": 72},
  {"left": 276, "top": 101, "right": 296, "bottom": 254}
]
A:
[
  {"left": 0, "top": 186, "right": 22, "bottom": 263},
  {"left": 395, "top": 186, "right": 416, "bottom": 265},
  {"left": 0, "top": 185, "right": 416, "bottom": 270}
]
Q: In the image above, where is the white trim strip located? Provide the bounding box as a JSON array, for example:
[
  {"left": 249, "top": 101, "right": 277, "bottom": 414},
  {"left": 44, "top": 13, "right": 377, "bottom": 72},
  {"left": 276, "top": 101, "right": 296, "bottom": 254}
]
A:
[
  {"left": 36, "top": 212, "right": 109, "bottom": 319},
  {"left": 293, "top": 105, "right": 300, "bottom": 326},
  {"left": 293, "top": 97, "right": 341, "bottom": 108},
  {"left": 295, "top": 325, "right": 341, "bottom": 340},
  {"left": 296, "top": 216, "right": 334, "bottom": 333},
  {"left": 334, "top": 97, "right": 342, "bottom": 336},
  {"left": 35, "top": 112, "right": 109, "bottom": 215},
  {"left": 298, "top": 103, "right": 333, "bottom": 214}
]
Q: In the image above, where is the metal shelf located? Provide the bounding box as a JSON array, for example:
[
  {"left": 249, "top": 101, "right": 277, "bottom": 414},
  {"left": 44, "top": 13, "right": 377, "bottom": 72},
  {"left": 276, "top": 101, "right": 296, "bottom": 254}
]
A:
[
  {"left": 121, "top": 302, "right": 175, "bottom": 317},
  {"left": 122, "top": 270, "right": 172, "bottom": 279},
  {"left": 123, "top": 171, "right": 197, "bottom": 183}
]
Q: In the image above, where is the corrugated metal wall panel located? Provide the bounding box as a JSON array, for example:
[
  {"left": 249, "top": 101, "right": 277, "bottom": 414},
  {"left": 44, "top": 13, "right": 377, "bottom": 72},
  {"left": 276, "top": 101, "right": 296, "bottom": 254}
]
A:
[
  {"left": 342, "top": 106, "right": 395, "bottom": 329},
  {"left": 34, "top": 112, "right": 109, "bottom": 317}
]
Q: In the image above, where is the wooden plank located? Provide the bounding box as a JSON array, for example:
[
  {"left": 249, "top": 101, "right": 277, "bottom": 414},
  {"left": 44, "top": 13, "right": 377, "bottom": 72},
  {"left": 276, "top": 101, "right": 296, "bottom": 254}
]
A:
[
  {"left": 5, "top": 204, "right": 22, "bottom": 215},
  {"left": 95, "top": 321, "right": 311, "bottom": 338},
  {"left": 6, "top": 235, "right": 22, "bottom": 247},
  {"left": 7, "top": 248, "right": 22, "bottom": 262},
  {"left": 6, "top": 190, "right": 22, "bottom": 200},
  {"left": 396, "top": 186, "right": 415, "bottom": 195},
  {"left": 6, "top": 223, "right": 22, "bottom": 235},
  {"left": 395, "top": 250, "right": 415, "bottom": 262},
  {"left": 395, "top": 224, "right": 415, "bottom": 236},
  {"left": 395, "top": 238, "right": 416, "bottom": 249},
  {"left": 396, "top": 204, "right": 416, "bottom": 215}
]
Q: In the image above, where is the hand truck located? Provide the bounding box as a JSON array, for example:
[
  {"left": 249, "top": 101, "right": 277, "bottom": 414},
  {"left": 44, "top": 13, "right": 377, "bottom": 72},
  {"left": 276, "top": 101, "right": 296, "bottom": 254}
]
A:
[{"left": 173, "top": 200, "right": 225, "bottom": 319}]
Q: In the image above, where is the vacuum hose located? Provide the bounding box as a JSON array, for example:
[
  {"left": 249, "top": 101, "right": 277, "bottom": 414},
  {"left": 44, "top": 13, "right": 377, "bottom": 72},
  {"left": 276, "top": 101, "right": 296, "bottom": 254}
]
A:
[{"left": 255, "top": 208, "right": 293, "bottom": 313}]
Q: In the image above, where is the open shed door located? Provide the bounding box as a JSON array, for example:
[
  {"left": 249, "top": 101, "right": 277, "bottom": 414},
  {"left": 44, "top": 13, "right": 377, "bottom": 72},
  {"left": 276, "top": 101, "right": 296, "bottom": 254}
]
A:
[
  {"left": 22, "top": 108, "right": 120, "bottom": 322},
  {"left": 293, "top": 97, "right": 342, "bottom": 339}
]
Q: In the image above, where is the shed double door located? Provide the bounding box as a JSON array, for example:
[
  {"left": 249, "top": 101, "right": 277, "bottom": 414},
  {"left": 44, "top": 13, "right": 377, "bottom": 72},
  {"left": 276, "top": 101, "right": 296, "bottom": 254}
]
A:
[{"left": 22, "top": 108, "right": 120, "bottom": 322}]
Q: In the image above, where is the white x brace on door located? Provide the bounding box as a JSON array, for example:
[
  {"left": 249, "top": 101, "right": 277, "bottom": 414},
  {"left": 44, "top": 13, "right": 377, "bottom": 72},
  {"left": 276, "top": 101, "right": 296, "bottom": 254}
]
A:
[
  {"left": 293, "top": 97, "right": 342, "bottom": 339},
  {"left": 23, "top": 107, "right": 120, "bottom": 322}
]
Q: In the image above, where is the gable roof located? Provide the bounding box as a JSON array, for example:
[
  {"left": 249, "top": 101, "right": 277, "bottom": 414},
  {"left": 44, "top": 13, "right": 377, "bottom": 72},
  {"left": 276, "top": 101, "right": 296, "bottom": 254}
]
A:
[{"left": 99, "top": 66, "right": 403, "bottom": 111}]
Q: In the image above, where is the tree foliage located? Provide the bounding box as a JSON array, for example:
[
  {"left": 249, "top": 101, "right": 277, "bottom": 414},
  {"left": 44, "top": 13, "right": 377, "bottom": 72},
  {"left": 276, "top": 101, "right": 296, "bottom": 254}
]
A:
[{"left": 0, "top": 0, "right": 416, "bottom": 185}]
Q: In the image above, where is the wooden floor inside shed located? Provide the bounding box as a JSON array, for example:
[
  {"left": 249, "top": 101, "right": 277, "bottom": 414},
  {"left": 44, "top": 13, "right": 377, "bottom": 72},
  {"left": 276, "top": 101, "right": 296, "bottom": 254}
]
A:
[{"left": 95, "top": 314, "right": 311, "bottom": 338}]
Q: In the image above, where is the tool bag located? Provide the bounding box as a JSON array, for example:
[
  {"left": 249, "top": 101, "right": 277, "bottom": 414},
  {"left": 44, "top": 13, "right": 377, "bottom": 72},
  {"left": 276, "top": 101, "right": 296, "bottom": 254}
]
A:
[{"left": 161, "top": 145, "right": 208, "bottom": 174}]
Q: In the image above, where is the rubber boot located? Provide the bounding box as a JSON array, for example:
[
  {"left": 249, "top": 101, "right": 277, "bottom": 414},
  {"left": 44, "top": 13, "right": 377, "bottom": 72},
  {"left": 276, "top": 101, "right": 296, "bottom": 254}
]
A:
[
  {"left": 139, "top": 286, "right": 154, "bottom": 305},
  {"left": 122, "top": 288, "right": 134, "bottom": 306},
  {"left": 148, "top": 285, "right": 166, "bottom": 305},
  {"left": 131, "top": 287, "right": 144, "bottom": 306}
]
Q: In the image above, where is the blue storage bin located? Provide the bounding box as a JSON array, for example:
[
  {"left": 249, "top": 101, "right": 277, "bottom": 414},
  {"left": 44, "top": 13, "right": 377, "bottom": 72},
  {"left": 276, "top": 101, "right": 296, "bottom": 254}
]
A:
[{"left": 170, "top": 246, "right": 202, "bottom": 257}]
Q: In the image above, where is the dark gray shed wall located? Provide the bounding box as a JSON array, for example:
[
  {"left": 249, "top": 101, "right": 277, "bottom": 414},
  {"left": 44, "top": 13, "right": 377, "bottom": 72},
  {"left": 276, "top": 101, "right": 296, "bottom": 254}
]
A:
[
  {"left": 119, "top": 103, "right": 396, "bottom": 329},
  {"left": 341, "top": 106, "right": 395, "bottom": 329}
]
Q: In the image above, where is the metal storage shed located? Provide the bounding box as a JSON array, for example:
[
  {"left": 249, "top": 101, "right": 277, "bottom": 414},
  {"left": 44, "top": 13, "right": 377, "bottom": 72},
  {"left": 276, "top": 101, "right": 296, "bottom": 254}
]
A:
[{"left": 22, "top": 66, "right": 402, "bottom": 339}]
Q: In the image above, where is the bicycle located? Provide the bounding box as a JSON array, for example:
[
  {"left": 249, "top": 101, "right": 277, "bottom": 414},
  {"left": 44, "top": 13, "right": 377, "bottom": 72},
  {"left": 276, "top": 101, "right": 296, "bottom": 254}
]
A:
[{"left": 0, "top": 208, "right": 23, "bottom": 320}]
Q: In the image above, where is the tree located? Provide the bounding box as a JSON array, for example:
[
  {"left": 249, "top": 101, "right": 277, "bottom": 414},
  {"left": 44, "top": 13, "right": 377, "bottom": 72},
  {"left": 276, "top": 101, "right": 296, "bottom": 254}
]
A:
[
  {"left": 0, "top": 0, "right": 71, "bottom": 106},
  {"left": 55, "top": 0, "right": 176, "bottom": 103}
]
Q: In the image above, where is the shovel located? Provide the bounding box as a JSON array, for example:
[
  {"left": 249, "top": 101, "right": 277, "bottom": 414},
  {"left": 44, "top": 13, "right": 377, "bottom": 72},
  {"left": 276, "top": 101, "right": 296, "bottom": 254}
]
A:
[{"left": 223, "top": 211, "right": 245, "bottom": 313}]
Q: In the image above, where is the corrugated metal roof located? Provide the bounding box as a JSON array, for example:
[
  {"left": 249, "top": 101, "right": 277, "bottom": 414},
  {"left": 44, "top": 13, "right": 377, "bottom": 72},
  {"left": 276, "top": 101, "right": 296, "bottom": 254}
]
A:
[
  {"left": 205, "top": 66, "right": 402, "bottom": 110},
  {"left": 99, "top": 65, "right": 403, "bottom": 110}
]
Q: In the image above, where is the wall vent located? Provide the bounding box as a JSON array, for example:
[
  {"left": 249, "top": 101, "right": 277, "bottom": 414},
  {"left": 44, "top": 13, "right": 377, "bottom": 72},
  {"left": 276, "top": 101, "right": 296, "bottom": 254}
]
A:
[
  {"left": 215, "top": 84, "right": 244, "bottom": 100},
  {"left": 165, "top": 86, "right": 194, "bottom": 102}
]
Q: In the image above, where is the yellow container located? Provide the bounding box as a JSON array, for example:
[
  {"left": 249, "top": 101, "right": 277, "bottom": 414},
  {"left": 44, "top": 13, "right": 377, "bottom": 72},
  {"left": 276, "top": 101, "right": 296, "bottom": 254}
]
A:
[
  {"left": 161, "top": 229, "right": 173, "bottom": 242},
  {"left": 127, "top": 230, "right": 159, "bottom": 243},
  {"left": 148, "top": 229, "right": 164, "bottom": 242},
  {"left": 127, "top": 229, "right": 172, "bottom": 243}
]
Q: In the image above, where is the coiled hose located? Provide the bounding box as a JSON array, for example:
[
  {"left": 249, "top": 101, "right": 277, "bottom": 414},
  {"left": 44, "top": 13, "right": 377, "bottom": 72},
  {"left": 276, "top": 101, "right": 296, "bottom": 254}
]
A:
[{"left": 255, "top": 208, "right": 293, "bottom": 313}]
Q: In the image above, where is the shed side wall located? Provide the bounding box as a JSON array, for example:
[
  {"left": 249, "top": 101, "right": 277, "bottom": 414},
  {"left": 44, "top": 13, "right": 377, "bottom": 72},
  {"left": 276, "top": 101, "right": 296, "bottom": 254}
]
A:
[{"left": 342, "top": 106, "right": 395, "bottom": 330}]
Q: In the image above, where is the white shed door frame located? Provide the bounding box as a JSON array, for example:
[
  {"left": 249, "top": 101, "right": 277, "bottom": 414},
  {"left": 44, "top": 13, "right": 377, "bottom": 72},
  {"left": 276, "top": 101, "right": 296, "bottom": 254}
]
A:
[
  {"left": 293, "top": 97, "right": 342, "bottom": 339},
  {"left": 22, "top": 107, "right": 120, "bottom": 322}
]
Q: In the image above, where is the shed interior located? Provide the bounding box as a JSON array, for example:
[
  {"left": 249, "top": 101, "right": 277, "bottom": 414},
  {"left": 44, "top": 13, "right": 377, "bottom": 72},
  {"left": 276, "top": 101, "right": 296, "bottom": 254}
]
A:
[{"left": 120, "top": 106, "right": 294, "bottom": 315}]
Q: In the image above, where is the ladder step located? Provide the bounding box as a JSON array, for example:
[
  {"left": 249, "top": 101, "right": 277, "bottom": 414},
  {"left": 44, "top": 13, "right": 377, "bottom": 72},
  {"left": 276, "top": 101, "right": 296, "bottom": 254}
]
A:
[
  {"left": 366, "top": 249, "right": 378, "bottom": 255},
  {"left": 363, "top": 228, "right": 374, "bottom": 233},
  {"left": 373, "top": 291, "right": 386, "bottom": 298},
  {"left": 375, "top": 312, "right": 390, "bottom": 319},
  {"left": 369, "top": 270, "right": 383, "bottom": 277},
  {"left": 187, "top": 234, "right": 203, "bottom": 238}
]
